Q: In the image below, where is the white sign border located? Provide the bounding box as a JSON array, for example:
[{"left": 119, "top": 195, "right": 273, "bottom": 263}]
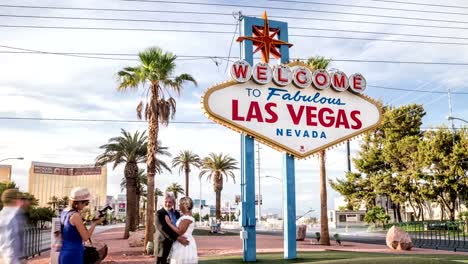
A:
[{"left": 201, "top": 61, "right": 383, "bottom": 159}]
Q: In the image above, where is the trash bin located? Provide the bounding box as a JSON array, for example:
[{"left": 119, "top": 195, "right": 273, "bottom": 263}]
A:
[{"left": 296, "top": 224, "right": 307, "bottom": 241}]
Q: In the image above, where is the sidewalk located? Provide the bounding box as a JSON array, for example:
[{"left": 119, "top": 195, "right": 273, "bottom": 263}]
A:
[{"left": 27, "top": 227, "right": 468, "bottom": 264}]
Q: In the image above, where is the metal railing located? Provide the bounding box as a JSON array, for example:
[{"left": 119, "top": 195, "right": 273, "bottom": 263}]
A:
[
  {"left": 22, "top": 226, "right": 51, "bottom": 259},
  {"left": 385, "top": 221, "right": 468, "bottom": 252}
]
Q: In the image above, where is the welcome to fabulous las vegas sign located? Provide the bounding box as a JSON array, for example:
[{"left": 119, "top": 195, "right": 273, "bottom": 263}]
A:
[{"left": 201, "top": 14, "right": 382, "bottom": 159}]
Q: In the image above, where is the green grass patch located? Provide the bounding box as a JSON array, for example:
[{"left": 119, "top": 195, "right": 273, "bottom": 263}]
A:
[
  {"left": 200, "top": 251, "right": 468, "bottom": 263},
  {"left": 192, "top": 229, "right": 238, "bottom": 236}
]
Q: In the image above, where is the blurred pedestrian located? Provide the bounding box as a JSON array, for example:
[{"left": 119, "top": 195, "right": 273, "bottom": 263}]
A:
[
  {"left": 0, "top": 188, "right": 25, "bottom": 264},
  {"left": 59, "top": 187, "right": 104, "bottom": 264}
]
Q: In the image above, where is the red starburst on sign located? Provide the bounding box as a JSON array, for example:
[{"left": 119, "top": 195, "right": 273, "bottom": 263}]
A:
[{"left": 237, "top": 11, "right": 293, "bottom": 63}]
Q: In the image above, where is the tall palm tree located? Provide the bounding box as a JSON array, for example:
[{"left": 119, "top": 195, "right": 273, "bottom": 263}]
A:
[
  {"left": 308, "top": 56, "right": 332, "bottom": 246},
  {"left": 154, "top": 187, "right": 164, "bottom": 210},
  {"left": 166, "top": 183, "right": 185, "bottom": 206},
  {"left": 121, "top": 169, "right": 147, "bottom": 228},
  {"left": 58, "top": 196, "right": 69, "bottom": 210},
  {"left": 95, "top": 129, "right": 147, "bottom": 239},
  {"left": 47, "top": 196, "right": 59, "bottom": 211},
  {"left": 121, "top": 152, "right": 171, "bottom": 228},
  {"left": 199, "top": 153, "right": 239, "bottom": 220},
  {"left": 117, "top": 46, "right": 197, "bottom": 246},
  {"left": 172, "top": 150, "right": 201, "bottom": 197}
]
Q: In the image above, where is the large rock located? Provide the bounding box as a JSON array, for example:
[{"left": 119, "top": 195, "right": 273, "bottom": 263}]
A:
[
  {"left": 128, "top": 230, "right": 145, "bottom": 247},
  {"left": 386, "top": 226, "right": 413, "bottom": 250},
  {"left": 296, "top": 224, "right": 307, "bottom": 241}
]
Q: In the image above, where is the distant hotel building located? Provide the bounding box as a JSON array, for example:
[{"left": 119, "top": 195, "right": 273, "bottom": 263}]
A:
[
  {"left": 29, "top": 161, "right": 107, "bottom": 209},
  {"left": 0, "top": 165, "right": 12, "bottom": 182}
]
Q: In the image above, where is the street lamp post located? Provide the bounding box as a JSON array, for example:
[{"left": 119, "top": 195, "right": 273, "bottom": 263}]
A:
[
  {"left": 447, "top": 116, "right": 468, "bottom": 124},
  {"left": 0, "top": 157, "right": 24, "bottom": 163},
  {"left": 446, "top": 115, "right": 468, "bottom": 214}
]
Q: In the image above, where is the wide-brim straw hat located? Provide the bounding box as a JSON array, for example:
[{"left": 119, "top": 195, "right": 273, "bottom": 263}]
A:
[{"left": 69, "top": 186, "right": 93, "bottom": 201}]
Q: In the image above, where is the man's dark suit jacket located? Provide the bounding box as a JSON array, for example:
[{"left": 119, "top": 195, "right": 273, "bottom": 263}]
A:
[{"left": 155, "top": 208, "right": 180, "bottom": 263}]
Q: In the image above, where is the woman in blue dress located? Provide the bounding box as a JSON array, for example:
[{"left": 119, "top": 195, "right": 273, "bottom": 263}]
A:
[{"left": 59, "top": 187, "right": 104, "bottom": 264}]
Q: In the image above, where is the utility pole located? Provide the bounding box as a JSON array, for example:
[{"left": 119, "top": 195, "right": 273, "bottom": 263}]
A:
[
  {"left": 256, "top": 142, "right": 262, "bottom": 221},
  {"left": 448, "top": 88, "right": 456, "bottom": 144},
  {"left": 346, "top": 140, "right": 351, "bottom": 172},
  {"left": 447, "top": 88, "right": 458, "bottom": 213}
]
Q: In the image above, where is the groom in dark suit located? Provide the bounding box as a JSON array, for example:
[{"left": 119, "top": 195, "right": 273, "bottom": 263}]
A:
[{"left": 155, "top": 193, "right": 188, "bottom": 264}]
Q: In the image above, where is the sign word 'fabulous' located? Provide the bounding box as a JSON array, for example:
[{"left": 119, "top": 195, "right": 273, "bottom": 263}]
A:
[{"left": 202, "top": 61, "right": 382, "bottom": 158}]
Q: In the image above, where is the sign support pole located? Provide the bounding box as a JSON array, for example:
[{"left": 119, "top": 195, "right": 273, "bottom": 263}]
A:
[
  {"left": 240, "top": 14, "right": 296, "bottom": 261},
  {"left": 283, "top": 154, "right": 296, "bottom": 259},
  {"left": 277, "top": 23, "right": 297, "bottom": 260},
  {"left": 241, "top": 16, "right": 256, "bottom": 262}
]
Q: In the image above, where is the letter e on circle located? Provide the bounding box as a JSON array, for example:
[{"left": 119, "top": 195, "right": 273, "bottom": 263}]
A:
[
  {"left": 252, "top": 62, "right": 272, "bottom": 85},
  {"left": 349, "top": 73, "right": 366, "bottom": 94}
]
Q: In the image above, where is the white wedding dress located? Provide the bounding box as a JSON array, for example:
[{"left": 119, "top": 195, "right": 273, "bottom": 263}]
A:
[{"left": 169, "top": 215, "right": 198, "bottom": 264}]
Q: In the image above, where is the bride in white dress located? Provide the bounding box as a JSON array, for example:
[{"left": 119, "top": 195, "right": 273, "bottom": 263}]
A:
[{"left": 165, "top": 197, "right": 198, "bottom": 264}]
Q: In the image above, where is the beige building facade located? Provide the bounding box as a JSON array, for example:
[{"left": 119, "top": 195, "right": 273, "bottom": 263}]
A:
[
  {"left": 0, "top": 165, "right": 12, "bottom": 182},
  {"left": 29, "top": 161, "right": 107, "bottom": 210}
]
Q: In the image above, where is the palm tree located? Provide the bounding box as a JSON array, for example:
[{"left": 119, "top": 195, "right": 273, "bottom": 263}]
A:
[
  {"left": 154, "top": 187, "right": 164, "bottom": 210},
  {"left": 58, "top": 196, "right": 69, "bottom": 210},
  {"left": 95, "top": 129, "right": 147, "bottom": 239},
  {"left": 121, "top": 169, "right": 147, "bottom": 228},
  {"left": 117, "top": 46, "right": 197, "bottom": 246},
  {"left": 166, "top": 183, "right": 185, "bottom": 206},
  {"left": 121, "top": 152, "right": 171, "bottom": 228},
  {"left": 308, "top": 56, "right": 332, "bottom": 246},
  {"left": 199, "top": 153, "right": 239, "bottom": 220},
  {"left": 307, "top": 56, "right": 331, "bottom": 70},
  {"left": 172, "top": 150, "right": 201, "bottom": 197},
  {"left": 47, "top": 196, "right": 59, "bottom": 211}
]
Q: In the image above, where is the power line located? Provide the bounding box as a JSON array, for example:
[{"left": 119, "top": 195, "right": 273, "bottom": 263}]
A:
[
  {"left": 318, "top": 59, "right": 468, "bottom": 66},
  {"left": 5, "top": 50, "right": 468, "bottom": 66},
  {"left": 0, "top": 24, "right": 234, "bottom": 34},
  {"left": 367, "top": 0, "right": 468, "bottom": 9},
  {"left": 2, "top": 5, "right": 468, "bottom": 31},
  {"left": 266, "top": 0, "right": 468, "bottom": 16},
  {"left": 0, "top": 14, "right": 235, "bottom": 26},
  {"left": 2, "top": 14, "right": 467, "bottom": 41},
  {"left": 121, "top": 0, "right": 468, "bottom": 24},
  {"left": 289, "top": 26, "right": 468, "bottom": 41},
  {"left": 0, "top": 116, "right": 214, "bottom": 124},
  {"left": 5, "top": 24, "right": 468, "bottom": 46},
  {"left": 369, "top": 85, "right": 468, "bottom": 94},
  {"left": 0, "top": 116, "right": 464, "bottom": 130}
]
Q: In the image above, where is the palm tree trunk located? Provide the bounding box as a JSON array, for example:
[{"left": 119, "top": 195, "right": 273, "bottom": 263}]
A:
[
  {"left": 124, "top": 162, "right": 138, "bottom": 239},
  {"left": 319, "top": 150, "right": 330, "bottom": 245},
  {"left": 185, "top": 167, "right": 190, "bottom": 196},
  {"left": 135, "top": 194, "right": 140, "bottom": 227},
  {"left": 144, "top": 85, "right": 158, "bottom": 250},
  {"left": 215, "top": 189, "right": 221, "bottom": 220}
]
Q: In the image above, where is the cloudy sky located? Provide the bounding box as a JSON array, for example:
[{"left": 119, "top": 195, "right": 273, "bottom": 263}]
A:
[{"left": 1, "top": 0, "right": 468, "bottom": 217}]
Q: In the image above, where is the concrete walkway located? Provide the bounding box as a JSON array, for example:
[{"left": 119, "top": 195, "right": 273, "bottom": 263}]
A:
[{"left": 27, "top": 227, "right": 468, "bottom": 264}]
